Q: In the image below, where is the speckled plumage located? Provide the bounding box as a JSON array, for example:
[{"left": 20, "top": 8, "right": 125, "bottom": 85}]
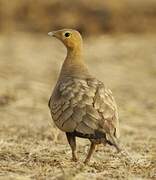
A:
[{"left": 48, "top": 29, "right": 120, "bottom": 163}]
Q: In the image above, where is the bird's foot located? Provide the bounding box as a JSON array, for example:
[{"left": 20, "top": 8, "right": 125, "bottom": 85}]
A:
[
  {"left": 84, "top": 158, "right": 90, "bottom": 165},
  {"left": 71, "top": 156, "right": 78, "bottom": 162}
]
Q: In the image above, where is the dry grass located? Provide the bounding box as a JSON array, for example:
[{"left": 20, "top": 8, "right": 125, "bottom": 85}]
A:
[{"left": 0, "top": 33, "right": 156, "bottom": 179}]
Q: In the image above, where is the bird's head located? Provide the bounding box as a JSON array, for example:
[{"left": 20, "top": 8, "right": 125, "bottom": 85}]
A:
[{"left": 48, "top": 29, "right": 83, "bottom": 50}]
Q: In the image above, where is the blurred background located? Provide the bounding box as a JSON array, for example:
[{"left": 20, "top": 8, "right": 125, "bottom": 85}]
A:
[
  {"left": 0, "top": 0, "right": 156, "bottom": 179},
  {"left": 1, "top": 0, "right": 156, "bottom": 34}
]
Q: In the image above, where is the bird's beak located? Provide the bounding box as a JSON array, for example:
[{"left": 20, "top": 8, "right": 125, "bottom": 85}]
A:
[
  {"left": 48, "top": 31, "right": 60, "bottom": 39},
  {"left": 48, "top": 31, "right": 54, "bottom": 36},
  {"left": 48, "top": 30, "right": 62, "bottom": 41}
]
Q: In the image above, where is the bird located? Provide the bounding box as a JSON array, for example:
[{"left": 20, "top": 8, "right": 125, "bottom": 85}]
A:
[{"left": 48, "top": 29, "right": 121, "bottom": 164}]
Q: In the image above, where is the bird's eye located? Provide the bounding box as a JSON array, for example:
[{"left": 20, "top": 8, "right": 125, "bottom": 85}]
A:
[{"left": 64, "top": 32, "right": 71, "bottom": 37}]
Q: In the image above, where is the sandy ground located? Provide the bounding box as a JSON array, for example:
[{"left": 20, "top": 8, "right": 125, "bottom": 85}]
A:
[{"left": 0, "top": 33, "right": 156, "bottom": 180}]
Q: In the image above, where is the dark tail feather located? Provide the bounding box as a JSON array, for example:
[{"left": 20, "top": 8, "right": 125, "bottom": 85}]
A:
[{"left": 106, "top": 134, "right": 121, "bottom": 152}]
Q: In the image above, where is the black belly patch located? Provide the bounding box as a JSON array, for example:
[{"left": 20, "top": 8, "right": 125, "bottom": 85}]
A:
[{"left": 73, "top": 130, "right": 106, "bottom": 139}]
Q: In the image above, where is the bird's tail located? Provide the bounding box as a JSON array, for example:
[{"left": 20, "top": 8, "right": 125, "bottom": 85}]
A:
[
  {"left": 103, "top": 133, "right": 135, "bottom": 163},
  {"left": 105, "top": 133, "right": 121, "bottom": 152}
]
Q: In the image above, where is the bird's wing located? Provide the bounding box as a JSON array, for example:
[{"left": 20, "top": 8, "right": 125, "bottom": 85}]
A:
[{"left": 49, "top": 77, "right": 119, "bottom": 139}]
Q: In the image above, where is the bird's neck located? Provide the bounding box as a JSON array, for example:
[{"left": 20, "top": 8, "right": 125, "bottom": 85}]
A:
[
  {"left": 67, "top": 45, "right": 83, "bottom": 60},
  {"left": 60, "top": 45, "right": 90, "bottom": 78}
]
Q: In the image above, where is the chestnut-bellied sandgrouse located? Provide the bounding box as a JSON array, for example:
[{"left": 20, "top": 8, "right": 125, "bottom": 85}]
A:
[{"left": 48, "top": 29, "right": 121, "bottom": 164}]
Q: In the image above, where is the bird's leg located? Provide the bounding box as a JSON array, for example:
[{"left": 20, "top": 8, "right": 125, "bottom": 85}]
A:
[
  {"left": 66, "top": 132, "right": 78, "bottom": 162},
  {"left": 84, "top": 142, "right": 96, "bottom": 164}
]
